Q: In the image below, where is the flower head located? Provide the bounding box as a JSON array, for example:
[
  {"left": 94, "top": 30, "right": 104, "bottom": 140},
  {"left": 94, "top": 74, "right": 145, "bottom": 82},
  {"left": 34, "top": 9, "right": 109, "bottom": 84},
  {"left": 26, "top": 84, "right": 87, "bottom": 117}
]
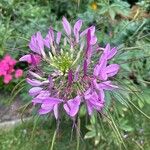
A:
[{"left": 20, "top": 17, "right": 120, "bottom": 119}]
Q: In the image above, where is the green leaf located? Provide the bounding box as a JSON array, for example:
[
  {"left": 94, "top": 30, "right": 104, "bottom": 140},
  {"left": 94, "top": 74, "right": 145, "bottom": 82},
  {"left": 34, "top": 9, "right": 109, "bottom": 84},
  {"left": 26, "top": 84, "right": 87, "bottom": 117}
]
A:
[
  {"left": 90, "top": 115, "right": 96, "bottom": 124},
  {"left": 143, "top": 94, "right": 150, "bottom": 104},
  {"left": 109, "top": 8, "right": 116, "bottom": 20},
  {"left": 84, "top": 131, "right": 96, "bottom": 139},
  {"left": 79, "top": 105, "right": 86, "bottom": 117},
  {"left": 120, "top": 124, "right": 134, "bottom": 132},
  {"left": 94, "top": 135, "right": 100, "bottom": 146},
  {"left": 138, "top": 100, "right": 144, "bottom": 108}
]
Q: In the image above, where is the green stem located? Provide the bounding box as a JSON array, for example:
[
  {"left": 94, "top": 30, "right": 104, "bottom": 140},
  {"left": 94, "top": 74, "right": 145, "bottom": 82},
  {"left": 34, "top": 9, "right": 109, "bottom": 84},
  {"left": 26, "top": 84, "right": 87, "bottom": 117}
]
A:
[
  {"left": 109, "top": 114, "right": 127, "bottom": 150},
  {"left": 11, "top": 79, "right": 26, "bottom": 96},
  {"left": 128, "top": 99, "right": 150, "bottom": 120},
  {"left": 50, "top": 130, "right": 57, "bottom": 150},
  {"left": 115, "top": 77, "right": 150, "bottom": 120},
  {"left": 30, "top": 115, "right": 39, "bottom": 141},
  {"left": 8, "top": 86, "right": 25, "bottom": 104},
  {"left": 76, "top": 117, "right": 80, "bottom": 150},
  {"left": 20, "top": 101, "right": 32, "bottom": 123},
  {"left": 119, "top": 47, "right": 142, "bottom": 51}
]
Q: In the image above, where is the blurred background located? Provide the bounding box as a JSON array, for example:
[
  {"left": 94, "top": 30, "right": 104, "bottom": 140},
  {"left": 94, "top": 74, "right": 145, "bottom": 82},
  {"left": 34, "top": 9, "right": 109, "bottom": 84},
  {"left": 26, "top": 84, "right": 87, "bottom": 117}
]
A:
[{"left": 0, "top": 0, "right": 150, "bottom": 150}]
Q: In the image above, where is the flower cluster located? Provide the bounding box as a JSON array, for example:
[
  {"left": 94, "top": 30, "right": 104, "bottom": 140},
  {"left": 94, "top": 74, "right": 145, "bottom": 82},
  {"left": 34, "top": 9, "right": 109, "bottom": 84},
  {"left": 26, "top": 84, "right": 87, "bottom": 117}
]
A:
[
  {"left": 0, "top": 55, "right": 23, "bottom": 84},
  {"left": 20, "top": 17, "right": 119, "bottom": 119}
]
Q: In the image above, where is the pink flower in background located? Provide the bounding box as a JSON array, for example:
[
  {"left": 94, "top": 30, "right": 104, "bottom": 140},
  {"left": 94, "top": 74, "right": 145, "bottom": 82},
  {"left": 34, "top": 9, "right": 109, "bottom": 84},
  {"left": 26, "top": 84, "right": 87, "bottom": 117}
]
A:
[
  {"left": 4, "top": 74, "right": 12, "bottom": 84},
  {"left": 15, "top": 69, "right": 23, "bottom": 78},
  {"left": 0, "top": 54, "right": 23, "bottom": 84},
  {"left": 4, "top": 55, "right": 16, "bottom": 66}
]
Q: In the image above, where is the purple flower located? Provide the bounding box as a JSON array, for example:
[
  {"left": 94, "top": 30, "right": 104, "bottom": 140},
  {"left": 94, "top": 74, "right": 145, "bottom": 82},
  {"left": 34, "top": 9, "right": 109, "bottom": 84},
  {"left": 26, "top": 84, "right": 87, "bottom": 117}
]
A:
[
  {"left": 32, "top": 90, "right": 50, "bottom": 104},
  {"left": 86, "top": 29, "right": 92, "bottom": 64},
  {"left": 101, "top": 44, "right": 117, "bottom": 60},
  {"left": 29, "top": 87, "right": 43, "bottom": 96},
  {"left": 29, "top": 71, "right": 43, "bottom": 80},
  {"left": 84, "top": 88, "right": 104, "bottom": 115},
  {"left": 19, "top": 54, "right": 41, "bottom": 65},
  {"left": 73, "top": 19, "right": 83, "bottom": 43},
  {"left": 39, "top": 97, "right": 63, "bottom": 119},
  {"left": 83, "top": 29, "right": 96, "bottom": 75},
  {"left": 94, "top": 46, "right": 120, "bottom": 81},
  {"left": 96, "top": 81, "right": 119, "bottom": 90},
  {"left": 19, "top": 17, "right": 120, "bottom": 120},
  {"left": 64, "top": 96, "right": 81, "bottom": 117},
  {"left": 80, "top": 26, "right": 97, "bottom": 45},
  {"left": 62, "top": 17, "right": 72, "bottom": 36},
  {"left": 94, "top": 59, "right": 119, "bottom": 81},
  {"left": 29, "top": 32, "right": 45, "bottom": 57},
  {"left": 26, "top": 78, "right": 43, "bottom": 86},
  {"left": 56, "top": 32, "right": 62, "bottom": 45},
  {"left": 44, "top": 27, "right": 55, "bottom": 48}
]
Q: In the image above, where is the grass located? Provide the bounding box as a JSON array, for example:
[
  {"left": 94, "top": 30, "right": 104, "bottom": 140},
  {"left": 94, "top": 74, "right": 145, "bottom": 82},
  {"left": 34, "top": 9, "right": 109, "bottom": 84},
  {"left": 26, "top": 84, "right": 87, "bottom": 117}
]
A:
[
  {"left": 0, "top": 110, "right": 150, "bottom": 150},
  {"left": 0, "top": 116, "right": 90, "bottom": 150}
]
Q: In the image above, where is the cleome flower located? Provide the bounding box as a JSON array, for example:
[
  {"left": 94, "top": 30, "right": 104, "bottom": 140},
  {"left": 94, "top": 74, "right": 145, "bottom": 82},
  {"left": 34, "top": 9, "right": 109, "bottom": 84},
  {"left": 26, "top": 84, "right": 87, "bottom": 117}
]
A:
[{"left": 20, "top": 17, "right": 120, "bottom": 119}]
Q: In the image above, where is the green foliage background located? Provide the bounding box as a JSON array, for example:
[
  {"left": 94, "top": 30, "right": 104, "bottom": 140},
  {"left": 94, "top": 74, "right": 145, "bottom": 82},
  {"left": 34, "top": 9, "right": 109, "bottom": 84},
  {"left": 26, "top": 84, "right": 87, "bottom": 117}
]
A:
[{"left": 0, "top": 0, "right": 150, "bottom": 150}]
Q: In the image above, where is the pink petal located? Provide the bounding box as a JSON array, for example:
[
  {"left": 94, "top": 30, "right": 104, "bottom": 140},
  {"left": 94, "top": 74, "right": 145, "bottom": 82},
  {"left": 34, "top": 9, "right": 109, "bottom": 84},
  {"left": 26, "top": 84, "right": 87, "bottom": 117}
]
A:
[
  {"left": 73, "top": 19, "right": 83, "bottom": 43},
  {"left": 90, "top": 35, "right": 97, "bottom": 45},
  {"left": 44, "top": 27, "right": 54, "bottom": 48},
  {"left": 26, "top": 78, "right": 43, "bottom": 86},
  {"left": 29, "top": 32, "right": 44, "bottom": 55},
  {"left": 85, "top": 91, "right": 104, "bottom": 115},
  {"left": 64, "top": 96, "right": 81, "bottom": 117},
  {"left": 32, "top": 90, "right": 50, "bottom": 104},
  {"left": 39, "top": 108, "right": 52, "bottom": 115},
  {"left": 98, "top": 89, "right": 105, "bottom": 103},
  {"left": 19, "top": 54, "right": 41, "bottom": 65},
  {"left": 85, "top": 29, "right": 93, "bottom": 66},
  {"left": 80, "top": 26, "right": 97, "bottom": 45},
  {"left": 88, "top": 92, "right": 103, "bottom": 108},
  {"left": 53, "top": 104, "right": 59, "bottom": 119},
  {"left": 94, "top": 64, "right": 100, "bottom": 76},
  {"left": 104, "top": 43, "right": 110, "bottom": 54},
  {"left": 107, "top": 47, "right": 117, "bottom": 60},
  {"left": 36, "top": 32, "right": 44, "bottom": 51},
  {"left": 96, "top": 57, "right": 108, "bottom": 80},
  {"left": 29, "top": 87, "right": 43, "bottom": 96},
  {"left": 41, "top": 97, "right": 63, "bottom": 109},
  {"left": 29, "top": 71, "right": 42, "bottom": 80},
  {"left": 36, "top": 90, "right": 50, "bottom": 99},
  {"left": 102, "top": 44, "right": 117, "bottom": 60},
  {"left": 80, "top": 26, "right": 94, "bottom": 37},
  {"left": 106, "top": 64, "right": 120, "bottom": 77},
  {"left": 86, "top": 100, "right": 94, "bottom": 115},
  {"left": 62, "top": 17, "right": 71, "bottom": 36},
  {"left": 98, "top": 81, "right": 119, "bottom": 90},
  {"left": 56, "top": 32, "right": 62, "bottom": 44},
  {"left": 32, "top": 98, "right": 43, "bottom": 104},
  {"left": 99, "top": 70, "right": 107, "bottom": 81},
  {"left": 19, "top": 54, "right": 32, "bottom": 63}
]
